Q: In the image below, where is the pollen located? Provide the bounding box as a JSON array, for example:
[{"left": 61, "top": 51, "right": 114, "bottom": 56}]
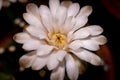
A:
[{"left": 49, "top": 33, "right": 67, "bottom": 49}]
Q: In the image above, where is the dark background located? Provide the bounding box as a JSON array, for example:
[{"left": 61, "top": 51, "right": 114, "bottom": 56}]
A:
[{"left": 0, "top": 0, "right": 120, "bottom": 80}]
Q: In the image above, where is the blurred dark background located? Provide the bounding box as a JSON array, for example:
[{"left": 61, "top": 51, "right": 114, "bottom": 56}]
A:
[{"left": 0, "top": 0, "right": 120, "bottom": 80}]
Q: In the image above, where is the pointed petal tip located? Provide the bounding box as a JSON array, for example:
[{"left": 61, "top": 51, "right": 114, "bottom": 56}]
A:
[
  {"left": 78, "top": 5, "right": 93, "bottom": 17},
  {"left": 13, "top": 33, "right": 24, "bottom": 42},
  {"left": 67, "top": 3, "right": 80, "bottom": 17},
  {"left": 84, "top": 5, "right": 93, "bottom": 16},
  {"left": 31, "top": 65, "right": 39, "bottom": 70},
  {"left": 26, "top": 3, "right": 39, "bottom": 14},
  {"left": 61, "top": 0, "right": 72, "bottom": 8},
  {"left": 91, "top": 58, "right": 104, "bottom": 66},
  {"left": 99, "top": 36, "right": 107, "bottom": 45},
  {"left": 92, "top": 35, "right": 107, "bottom": 45},
  {"left": 26, "top": 3, "right": 36, "bottom": 7}
]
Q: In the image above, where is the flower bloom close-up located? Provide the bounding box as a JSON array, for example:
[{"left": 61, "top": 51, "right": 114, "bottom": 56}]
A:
[{"left": 13, "top": 0, "right": 107, "bottom": 80}]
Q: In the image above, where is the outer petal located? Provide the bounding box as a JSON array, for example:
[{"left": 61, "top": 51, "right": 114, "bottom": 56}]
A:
[
  {"left": 77, "top": 5, "right": 92, "bottom": 17},
  {"left": 85, "top": 25, "right": 103, "bottom": 36},
  {"left": 50, "top": 62, "right": 65, "bottom": 80},
  {"left": 19, "top": 51, "right": 36, "bottom": 69},
  {"left": 72, "top": 6, "right": 92, "bottom": 31},
  {"left": 72, "top": 49, "right": 104, "bottom": 66},
  {"left": 22, "top": 40, "right": 41, "bottom": 51},
  {"left": 75, "top": 58, "right": 87, "bottom": 74},
  {"left": 69, "top": 39, "right": 100, "bottom": 51},
  {"left": 61, "top": 1, "right": 72, "bottom": 8},
  {"left": 73, "top": 15, "right": 88, "bottom": 31},
  {"left": 23, "top": 13, "right": 41, "bottom": 27},
  {"left": 49, "top": 0, "right": 60, "bottom": 17},
  {"left": 73, "top": 25, "right": 103, "bottom": 40},
  {"left": 39, "top": 5, "right": 53, "bottom": 32},
  {"left": 47, "top": 51, "right": 59, "bottom": 70},
  {"left": 56, "top": 50, "right": 67, "bottom": 62},
  {"left": 68, "top": 40, "right": 82, "bottom": 50},
  {"left": 13, "top": 32, "right": 33, "bottom": 43},
  {"left": 36, "top": 45, "right": 54, "bottom": 56},
  {"left": 26, "top": 26, "right": 47, "bottom": 39},
  {"left": 69, "top": 36, "right": 106, "bottom": 51},
  {"left": 65, "top": 54, "right": 79, "bottom": 80},
  {"left": 79, "top": 40, "right": 100, "bottom": 51},
  {"left": 31, "top": 56, "right": 48, "bottom": 70},
  {"left": 56, "top": 6, "right": 67, "bottom": 30},
  {"left": 26, "top": 3, "right": 40, "bottom": 18},
  {"left": 67, "top": 31, "right": 74, "bottom": 42},
  {"left": 63, "top": 16, "right": 75, "bottom": 33},
  {"left": 91, "top": 35, "right": 107, "bottom": 45},
  {"left": 73, "top": 36, "right": 106, "bottom": 51},
  {"left": 67, "top": 3, "right": 80, "bottom": 17},
  {"left": 73, "top": 27, "right": 90, "bottom": 39}
]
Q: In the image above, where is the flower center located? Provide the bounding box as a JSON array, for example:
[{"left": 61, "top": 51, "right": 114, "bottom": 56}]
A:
[{"left": 49, "top": 33, "right": 67, "bottom": 49}]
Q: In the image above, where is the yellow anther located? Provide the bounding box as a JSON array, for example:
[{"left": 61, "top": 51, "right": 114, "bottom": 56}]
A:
[{"left": 49, "top": 33, "right": 67, "bottom": 49}]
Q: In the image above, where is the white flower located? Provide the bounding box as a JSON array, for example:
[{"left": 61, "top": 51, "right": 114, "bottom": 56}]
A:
[{"left": 13, "top": 0, "right": 107, "bottom": 80}]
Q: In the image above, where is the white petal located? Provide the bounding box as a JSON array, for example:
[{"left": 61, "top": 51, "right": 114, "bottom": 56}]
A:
[
  {"left": 32, "top": 56, "right": 48, "bottom": 70},
  {"left": 13, "top": 32, "right": 32, "bottom": 43},
  {"left": 24, "top": 4, "right": 47, "bottom": 32},
  {"left": 73, "top": 25, "right": 103, "bottom": 40},
  {"left": 75, "top": 58, "right": 86, "bottom": 74},
  {"left": 19, "top": 51, "right": 36, "bottom": 69},
  {"left": 63, "top": 16, "right": 75, "bottom": 33},
  {"left": 65, "top": 54, "right": 79, "bottom": 80},
  {"left": 47, "top": 52, "right": 59, "bottom": 70},
  {"left": 77, "top": 5, "right": 92, "bottom": 17},
  {"left": 39, "top": 5, "right": 53, "bottom": 32},
  {"left": 56, "top": 6, "right": 67, "bottom": 30},
  {"left": 22, "top": 40, "right": 41, "bottom": 51},
  {"left": 70, "top": 36, "right": 106, "bottom": 51},
  {"left": 26, "top": 26, "right": 47, "bottom": 39},
  {"left": 73, "top": 6, "right": 92, "bottom": 31},
  {"left": 70, "top": 39, "right": 100, "bottom": 51},
  {"left": 56, "top": 50, "right": 67, "bottom": 62},
  {"left": 72, "top": 49, "right": 104, "bottom": 65},
  {"left": 37, "top": 45, "right": 54, "bottom": 56},
  {"left": 49, "top": 0, "right": 60, "bottom": 17},
  {"left": 67, "top": 3, "right": 80, "bottom": 17},
  {"left": 23, "top": 13, "right": 41, "bottom": 27},
  {"left": 73, "top": 16, "right": 88, "bottom": 31},
  {"left": 73, "top": 27, "right": 90, "bottom": 39},
  {"left": 85, "top": 25, "right": 103, "bottom": 36},
  {"left": 67, "top": 31, "right": 74, "bottom": 42},
  {"left": 91, "top": 35, "right": 107, "bottom": 45},
  {"left": 26, "top": 3, "right": 40, "bottom": 18},
  {"left": 61, "top": 1, "right": 72, "bottom": 8},
  {"left": 50, "top": 62, "right": 65, "bottom": 80},
  {"left": 68, "top": 40, "right": 82, "bottom": 50},
  {"left": 79, "top": 40, "right": 100, "bottom": 51}
]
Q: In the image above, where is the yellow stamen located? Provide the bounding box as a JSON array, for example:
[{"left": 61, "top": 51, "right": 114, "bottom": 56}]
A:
[{"left": 49, "top": 33, "right": 67, "bottom": 49}]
